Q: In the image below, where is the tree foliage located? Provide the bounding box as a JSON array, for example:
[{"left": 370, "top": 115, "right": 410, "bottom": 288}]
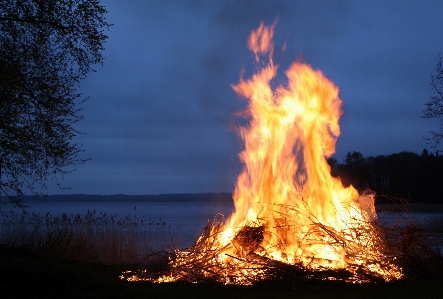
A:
[
  {"left": 330, "top": 150, "right": 443, "bottom": 204},
  {"left": 423, "top": 53, "right": 443, "bottom": 147},
  {"left": 0, "top": 0, "right": 111, "bottom": 205}
]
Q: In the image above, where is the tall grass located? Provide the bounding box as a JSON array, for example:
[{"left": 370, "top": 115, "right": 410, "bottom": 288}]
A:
[{"left": 0, "top": 209, "right": 180, "bottom": 265}]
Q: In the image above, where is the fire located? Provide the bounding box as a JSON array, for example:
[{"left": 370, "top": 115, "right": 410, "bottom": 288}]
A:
[
  {"left": 226, "top": 22, "right": 372, "bottom": 268},
  {"left": 123, "top": 22, "right": 403, "bottom": 284}
]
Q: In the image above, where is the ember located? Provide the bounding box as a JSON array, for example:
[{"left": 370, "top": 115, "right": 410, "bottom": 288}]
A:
[{"left": 121, "top": 22, "right": 404, "bottom": 284}]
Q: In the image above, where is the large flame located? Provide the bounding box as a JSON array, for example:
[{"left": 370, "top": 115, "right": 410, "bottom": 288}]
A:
[
  {"left": 124, "top": 23, "right": 402, "bottom": 284},
  {"left": 225, "top": 22, "right": 366, "bottom": 267}
]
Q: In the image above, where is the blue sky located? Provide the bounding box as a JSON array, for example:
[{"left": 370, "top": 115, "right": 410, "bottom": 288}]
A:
[{"left": 46, "top": 0, "right": 443, "bottom": 195}]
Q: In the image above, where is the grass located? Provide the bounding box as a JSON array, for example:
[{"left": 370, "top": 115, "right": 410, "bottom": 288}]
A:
[{"left": 1, "top": 207, "right": 443, "bottom": 298}]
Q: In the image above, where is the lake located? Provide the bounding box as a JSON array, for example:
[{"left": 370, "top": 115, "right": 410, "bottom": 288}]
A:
[
  {"left": 2, "top": 200, "right": 442, "bottom": 250},
  {"left": 1, "top": 201, "right": 235, "bottom": 248}
]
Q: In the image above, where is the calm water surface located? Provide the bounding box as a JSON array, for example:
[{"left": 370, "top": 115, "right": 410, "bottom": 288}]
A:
[
  {"left": 3, "top": 201, "right": 442, "bottom": 249},
  {"left": 2, "top": 201, "right": 235, "bottom": 247}
]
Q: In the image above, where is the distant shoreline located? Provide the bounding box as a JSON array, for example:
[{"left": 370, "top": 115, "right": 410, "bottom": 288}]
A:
[
  {"left": 14, "top": 193, "right": 234, "bottom": 203},
  {"left": 376, "top": 203, "right": 443, "bottom": 213}
]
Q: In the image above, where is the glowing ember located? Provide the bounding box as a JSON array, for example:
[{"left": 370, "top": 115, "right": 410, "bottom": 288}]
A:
[{"left": 123, "top": 22, "right": 403, "bottom": 284}]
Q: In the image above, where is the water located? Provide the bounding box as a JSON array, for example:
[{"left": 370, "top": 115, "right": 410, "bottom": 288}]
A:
[
  {"left": 1, "top": 201, "right": 235, "bottom": 248},
  {"left": 378, "top": 211, "right": 440, "bottom": 224},
  {"left": 2, "top": 201, "right": 442, "bottom": 250}
]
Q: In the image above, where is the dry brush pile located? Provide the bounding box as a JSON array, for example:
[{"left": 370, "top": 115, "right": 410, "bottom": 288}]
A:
[{"left": 122, "top": 204, "right": 443, "bottom": 285}]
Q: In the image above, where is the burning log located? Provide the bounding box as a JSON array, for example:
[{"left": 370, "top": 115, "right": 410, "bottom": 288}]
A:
[{"left": 232, "top": 223, "right": 265, "bottom": 254}]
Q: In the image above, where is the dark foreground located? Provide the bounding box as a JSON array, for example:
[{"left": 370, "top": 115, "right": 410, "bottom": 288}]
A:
[{"left": 0, "top": 245, "right": 442, "bottom": 299}]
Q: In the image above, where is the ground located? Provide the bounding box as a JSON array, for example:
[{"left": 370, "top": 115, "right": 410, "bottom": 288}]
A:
[{"left": 0, "top": 244, "right": 442, "bottom": 299}]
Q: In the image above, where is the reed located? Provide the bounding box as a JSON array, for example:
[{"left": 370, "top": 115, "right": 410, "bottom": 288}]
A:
[{"left": 0, "top": 209, "right": 180, "bottom": 265}]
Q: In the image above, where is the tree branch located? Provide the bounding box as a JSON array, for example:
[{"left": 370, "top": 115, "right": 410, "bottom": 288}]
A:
[{"left": 0, "top": 17, "right": 74, "bottom": 30}]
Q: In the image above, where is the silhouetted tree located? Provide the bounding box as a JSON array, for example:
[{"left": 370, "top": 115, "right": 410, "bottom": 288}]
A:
[
  {"left": 423, "top": 53, "right": 443, "bottom": 147},
  {"left": 366, "top": 155, "right": 388, "bottom": 195},
  {"left": 384, "top": 151, "right": 419, "bottom": 200},
  {"left": 338, "top": 151, "right": 368, "bottom": 191},
  {"left": 330, "top": 150, "right": 443, "bottom": 204},
  {"left": 0, "top": 0, "right": 111, "bottom": 205}
]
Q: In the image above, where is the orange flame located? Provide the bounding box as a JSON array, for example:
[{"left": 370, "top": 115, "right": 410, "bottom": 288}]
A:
[
  {"left": 218, "top": 22, "right": 400, "bottom": 277},
  {"left": 124, "top": 22, "right": 402, "bottom": 284}
]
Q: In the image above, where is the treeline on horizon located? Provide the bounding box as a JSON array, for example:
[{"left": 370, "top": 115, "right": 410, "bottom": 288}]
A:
[
  {"left": 11, "top": 149, "right": 443, "bottom": 204},
  {"left": 328, "top": 149, "right": 443, "bottom": 204}
]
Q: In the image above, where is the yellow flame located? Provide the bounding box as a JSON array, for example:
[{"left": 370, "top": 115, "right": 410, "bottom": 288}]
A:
[
  {"left": 219, "top": 22, "right": 401, "bottom": 278},
  {"left": 125, "top": 22, "right": 402, "bottom": 284}
]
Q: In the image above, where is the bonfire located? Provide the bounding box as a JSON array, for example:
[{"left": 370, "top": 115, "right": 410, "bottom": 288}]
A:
[{"left": 121, "top": 22, "right": 407, "bottom": 284}]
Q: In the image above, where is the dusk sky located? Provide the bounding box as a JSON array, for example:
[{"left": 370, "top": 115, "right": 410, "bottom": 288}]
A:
[{"left": 46, "top": 0, "right": 443, "bottom": 195}]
